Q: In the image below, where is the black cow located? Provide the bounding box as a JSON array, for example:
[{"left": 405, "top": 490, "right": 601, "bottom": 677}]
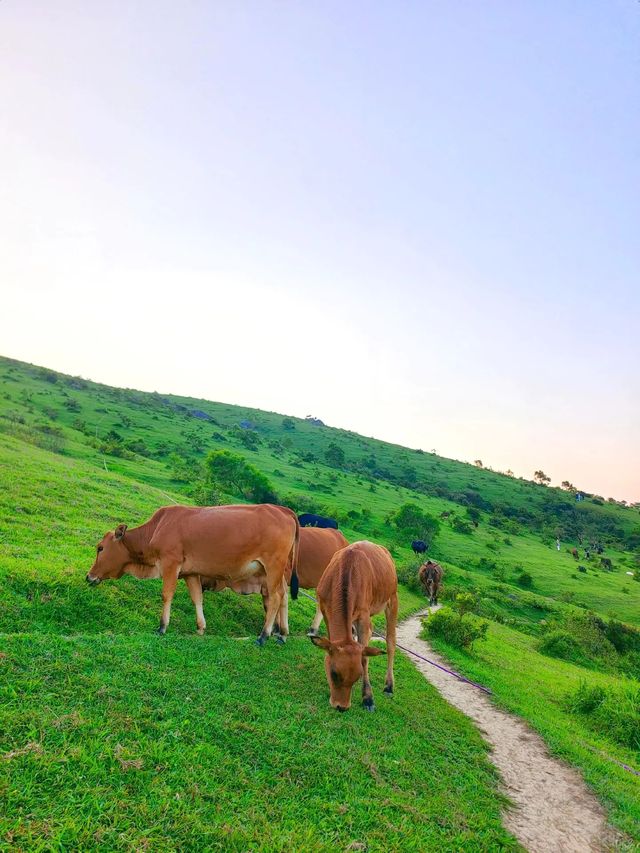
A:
[
  {"left": 298, "top": 513, "right": 339, "bottom": 529},
  {"left": 411, "top": 540, "right": 427, "bottom": 555}
]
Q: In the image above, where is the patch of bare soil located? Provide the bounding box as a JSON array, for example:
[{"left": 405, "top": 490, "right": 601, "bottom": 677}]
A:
[{"left": 397, "top": 612, "right": 620, "bottom": 852}]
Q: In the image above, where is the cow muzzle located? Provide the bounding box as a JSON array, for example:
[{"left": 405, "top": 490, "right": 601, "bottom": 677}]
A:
[{"left": 86, "top": 573, "right": 101, "bottom": 585}]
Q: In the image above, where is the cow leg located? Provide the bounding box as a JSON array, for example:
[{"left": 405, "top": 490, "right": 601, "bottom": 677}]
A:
[
  {"left": 307, "top": 601, "right": 324, "bottom": 637},
  {"left": 275, "top": 577, "right": 289, "bottom": 643},
  {"left": 260, "top": 587, "right": 280, "bottom": 634},
  {"left": 184, "top": 575, "right": 206, "bottom": 635},
  {"left": 158, "top": 565, "right": 180, "bottom": 635},
  {"left": 256, "top": 574, "right": 284, "bottom": 647},
  {"left": 356, "top": 618, "right": 375, "bottom": 711},
  {"left": 383, "top": 593, "right": 398, "bottom": 695}
]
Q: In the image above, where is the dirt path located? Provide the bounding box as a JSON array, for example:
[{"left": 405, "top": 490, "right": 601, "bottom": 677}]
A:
[{"left": 397, "top": 612, "right": 618, "bottom": 853}]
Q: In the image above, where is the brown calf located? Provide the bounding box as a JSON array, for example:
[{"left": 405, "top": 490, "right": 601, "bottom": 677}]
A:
[
  {"left": 419, "top": 560, "right": 443, "bottom": 606},
  {"left": 86, "top": 503, "right": 299, "bottom": 645},
  {"left": 311, "top": 541, "right": 398, "bottom": 712},
  {"left": 200, "top": 526, "right": 347, "bottom": 636}
]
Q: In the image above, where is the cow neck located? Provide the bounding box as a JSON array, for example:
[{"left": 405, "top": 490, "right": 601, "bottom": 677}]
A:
[
  {"left": 326, "top": 563, "right": 356, "bottom": 645},
  {"left": 121, "top": 518, "right": 157, "bottom": 567}
]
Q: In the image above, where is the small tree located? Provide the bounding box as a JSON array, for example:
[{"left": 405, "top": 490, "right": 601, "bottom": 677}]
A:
[
  {"left": 281, "top": 417, "right": 296, "bottom": 431},
  {"left": 205, "top": 450, "right": 277, "bottom": 503},
  {"left": 325, "top": 442, "right": 346, "bottom": 468},
  {"left": 391, "top": 503, "right": 440, "bottom": 547},
  {"left": 505, "top": 469, "right": 514, "bottom": 477},
  {"left": 561, "top": 480, "right": 576, "bottom": 492},
  {"left": 474, "top": 460, "right": 484, "bottom": 468},
  {"left": 534, "top": 470, "right": 551, "bottom": 486}
]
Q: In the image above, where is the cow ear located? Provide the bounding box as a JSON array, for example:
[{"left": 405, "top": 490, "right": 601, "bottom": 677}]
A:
[
  {"left": 309, "top": 636, "right": 332, "bottom": 652},
  {"left": 363, "top": 645, "right": 385, "bottom": 657},
  {"left": 114, "top": 523, "right": 128, "bottom": 540}
]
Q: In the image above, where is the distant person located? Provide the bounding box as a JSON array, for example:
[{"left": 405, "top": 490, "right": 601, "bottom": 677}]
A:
[{"left": 556, "top": 538, "right": 561, "bottom": 551}]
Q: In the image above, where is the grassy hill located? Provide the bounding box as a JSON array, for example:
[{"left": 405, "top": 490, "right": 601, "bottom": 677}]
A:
[{"left": 1, "top": 354, "right": 639, "bottom": 847}]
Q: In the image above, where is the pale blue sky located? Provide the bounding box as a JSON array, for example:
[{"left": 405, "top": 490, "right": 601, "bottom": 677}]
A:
[{"left": 1, "top": 2, "right": 638, "bottom": 500}]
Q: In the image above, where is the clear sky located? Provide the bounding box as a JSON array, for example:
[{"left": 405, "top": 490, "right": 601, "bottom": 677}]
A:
[{"left": 1, "top": 2, "right": 638, "bottom": 501}]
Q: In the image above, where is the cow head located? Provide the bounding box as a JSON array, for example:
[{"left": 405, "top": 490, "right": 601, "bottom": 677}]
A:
[
  {"left": 86, "top": 524, "right": 129, "bottom": 585},
  {"left": 310, "top": 636, "right": 384, "bottom": 711}
]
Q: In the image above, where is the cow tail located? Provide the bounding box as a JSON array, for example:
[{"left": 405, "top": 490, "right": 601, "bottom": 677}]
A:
[{"left": 289, "top": 514, "right": 300, "bottom": 600}]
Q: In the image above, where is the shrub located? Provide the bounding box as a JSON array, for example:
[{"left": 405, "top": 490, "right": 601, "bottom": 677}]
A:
[
  {"left": 390, "top": 503, "right": 440, "bottom": 547},
  {"left": 515, "top": 570, "right": 533, "bottom": 589},
  {"left": 451, "top": 517, "right": 473, "bottom": 535},
  {"left": 567, "top": 681, "right": 640, "bottom": 751},
  {"left": 205, "top": 450, "right": 277, "bottom": 503},
  {"left": 324, "top": 442, "right": 346, "bottom": 468},
  {"left": 539, "top": 631, "right": 586, "bottom": 664},
  {"left": 423, "top": 606, "right": 488, "bottom": 649}
]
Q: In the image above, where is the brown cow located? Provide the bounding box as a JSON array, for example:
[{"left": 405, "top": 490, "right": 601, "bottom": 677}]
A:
[
  {"left": 85, "top": 503, "right": 299, "bottom": 645},
  {"left": 200, "top": 526, "right": 348, "bottom": 636},
  {"left": 310, "top": 541, "right": 398, "bottom": 712},
  {"left": 419, "top": 560, "right": 443, "bottom": 606}
]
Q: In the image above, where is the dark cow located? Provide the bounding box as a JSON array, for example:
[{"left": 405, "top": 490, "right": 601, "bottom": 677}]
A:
[
  {"left": 411, "top": 540, "right": 427, "bottom": 555},
  {"left": 311, "top": 541, "right": 398, "bottom": 712},
  {"left": 86, "top": 503, "right": 299, "bottom": 645},
  {"left": 571, "top": 548, "right": 579, "bottom": 560},
  {"left": 419, "top": 560, "right": 443, "bottom": 606},
  {"left": 298, "top": 513, "right": 339, "bottom": 529}
]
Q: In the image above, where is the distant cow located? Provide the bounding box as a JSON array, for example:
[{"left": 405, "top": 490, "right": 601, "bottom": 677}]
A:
[
  {"left": 419, "top": 560, "right": 443, "bottom": 606},
  {"left": 601, "top": 557, "right": 613, "bottom": 571},
  {"left": 571, "top": 548, "right": 579, "bottom": 560},
  {"left": 411, "top": 540, "right": 427, "bottom": 555},
  {"left": 202, "top": 526, "right": 348, "bottom": 637},
  {"left": 86, "top": 503, "right": 299, "bottom": 645},
  {"left": 298, "top": 512, "right": 339, "bottom": 529},
  {"left": 311, "top": 541, "right": 398, "bottom": 712}
]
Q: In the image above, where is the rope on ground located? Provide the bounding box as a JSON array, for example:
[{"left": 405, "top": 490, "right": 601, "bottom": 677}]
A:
[{"left": 297, "top": 590, "right": 492, "bottom": 695}]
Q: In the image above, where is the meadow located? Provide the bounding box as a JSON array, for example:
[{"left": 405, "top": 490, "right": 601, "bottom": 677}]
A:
[{"left": 1, "top": 355, "right": 639, "bottom": 848}]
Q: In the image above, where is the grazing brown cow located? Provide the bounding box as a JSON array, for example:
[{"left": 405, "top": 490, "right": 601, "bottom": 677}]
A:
[
  {"left": 200, "top": 526, "right": 348, "bottom": 636},
  {"left": 419, "top": 560, "right": 443, "bottom": 606},
  {"left": 311, "top": 541, "right": 398, "bottom": 712},
  {"left": 86, "top": 503, "right": 299, "bottom": 645}
]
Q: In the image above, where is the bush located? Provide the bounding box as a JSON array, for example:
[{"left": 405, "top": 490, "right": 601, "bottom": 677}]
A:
[
  {"left": 205, "top": 450, "right": 277, "bottom": 503},
  {"left": 515, "top": 570, "right": 533, "bottom": 589},
  {"left": 567, "top": 681, "right": 640, "bottom": 750},
  {"left": 390, "top": 503, "right": 440, "bottom": 547},
  {"left": 451, "top": 516, "right": 473, "bottom": 535},
  {"left": 539, "top": 630, "right": 586, "bottom": 664},
  {"left": 423, "top": 606, "right": 488, "bottom": 649}
]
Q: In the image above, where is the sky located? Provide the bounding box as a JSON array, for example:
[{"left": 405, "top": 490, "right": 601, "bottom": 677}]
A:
[{"left": 1, "top": 2, "right": 638, "bottom": 501}]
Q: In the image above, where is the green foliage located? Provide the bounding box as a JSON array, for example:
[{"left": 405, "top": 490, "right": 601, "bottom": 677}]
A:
[
  {"left": 567, "top": 681, "right": 640, "bottom": 751},
  {"left": 281, "top": 417, "right": 296, "bottom": 431},
  {"left": 324, "top": 441, "right": 346, "bottom": 468},
  {"left": 205, "top": 450, "right": 277, "bottom": 503},
  {"left": 515, "top": 570, "right": 533, "bottom": 588},
  {"left": 390, "top": 503, "right": 440, "bottom": 546},
  {"left": 539, "top": 630, "right": 587, "bottom": 665},
  {"left": 423, "top": 606, "right": 488, "bottom": 649},
  {"left": 454, "top": 592, "right": 477, "bottom": 617},
  {"left": 451, "top": 516, "right": 473, "bottom": 535}
]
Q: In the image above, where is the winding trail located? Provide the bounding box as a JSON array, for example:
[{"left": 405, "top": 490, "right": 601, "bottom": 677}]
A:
[{"left": 397, "top": 611, "right": 618, "bottom": 853}]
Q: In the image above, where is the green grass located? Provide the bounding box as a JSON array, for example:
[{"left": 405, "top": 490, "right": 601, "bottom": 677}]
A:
[
  {"left": 0, "top": 634, "right": 518, "bottom": 851},
  {"left": 426, "top": 619, "right": 640, "bottom": 842},
  {"left": 1, "top": 353, "right": 639, "bottom": 848}
]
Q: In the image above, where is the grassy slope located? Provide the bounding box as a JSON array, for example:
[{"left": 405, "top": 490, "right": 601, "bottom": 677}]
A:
[
  {"left": 1, "top": 355, "right": 639, "bottom": 846},
  {"left": 0, "top": 437, "right": 516, "bottom": 850},
  {"left": 428, "top": 623, "right": 640, "bottom": 842}
]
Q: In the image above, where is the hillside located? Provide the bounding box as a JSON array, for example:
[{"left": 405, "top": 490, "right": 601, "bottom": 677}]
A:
[{"left": 1, "top": 354, "right": 639, "bottom": 847}]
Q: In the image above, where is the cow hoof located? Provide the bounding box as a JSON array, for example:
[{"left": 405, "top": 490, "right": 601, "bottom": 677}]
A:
[
  {"left": 383, "top": 685, "right": 393, "bottom": 695},
  {"left": 363, "top": 697, "right": 375, "bottom": 711},
  {"left": 307, "top": 628, "right": 319, "bottom": 638},
  {"left": 157, "top": 625, "right": 166, "bottom": 636},
  {"left": 276, "top": 634, "right": 286, "bottom": 645},
  {"left": 196, "top": 628, "right": 205, "bottom": 636},
  {"left": 363, "top": 703, "right": 375, "bottom": 712},
  {"left": 255, "top": 635, "right": 267, "bottom": 647}
]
